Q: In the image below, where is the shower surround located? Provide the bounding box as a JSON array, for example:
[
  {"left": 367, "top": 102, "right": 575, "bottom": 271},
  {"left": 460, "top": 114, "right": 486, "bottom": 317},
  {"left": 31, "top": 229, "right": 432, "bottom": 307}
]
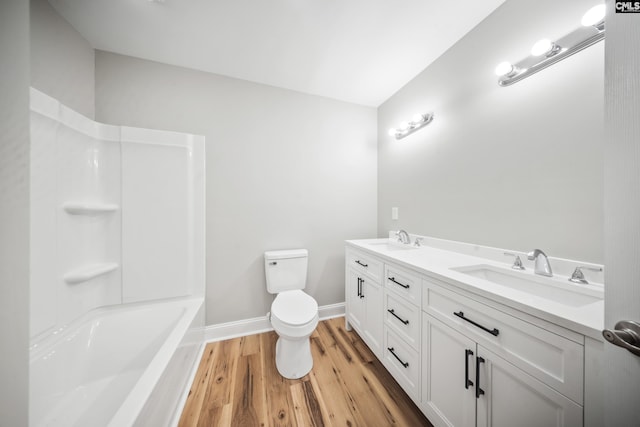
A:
[{"left": 29, "top": 88, "right": 205, "bottom": 426}]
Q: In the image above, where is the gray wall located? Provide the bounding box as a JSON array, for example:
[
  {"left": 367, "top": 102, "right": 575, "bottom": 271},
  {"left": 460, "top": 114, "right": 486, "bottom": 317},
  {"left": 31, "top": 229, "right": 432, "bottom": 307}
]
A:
[
  {"left": 378, "top": 0, "right": 604, "bottom": 263},
  {"left": 95, "top": 52, "right": 377, "bottom": 324},
  {"left": 0, "top": 0, "right": 30, "bottom": 424},
  {"left": 30, "top": 0, "right": 95, "bottom": 118}
]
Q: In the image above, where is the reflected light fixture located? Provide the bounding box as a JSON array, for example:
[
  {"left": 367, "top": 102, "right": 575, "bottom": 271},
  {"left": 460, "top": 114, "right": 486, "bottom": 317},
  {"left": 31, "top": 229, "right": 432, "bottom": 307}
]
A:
[
  {"left": 388, "top": 113, "right": 434, "bottom": 140},
  {"left": 495, "top": 4, "right": 605, "bottom": 86}
]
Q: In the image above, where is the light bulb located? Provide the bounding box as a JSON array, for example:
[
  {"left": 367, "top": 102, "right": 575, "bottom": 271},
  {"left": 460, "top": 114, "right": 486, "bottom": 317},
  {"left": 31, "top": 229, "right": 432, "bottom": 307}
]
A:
[
  {"left": 399, "top": 121, "right": 409, "bottom": 131},
  {"left": 494, "top": 61, "right": 514, "bottom": 77},
  {"left": 412, "top": 113, "right": 424, "bottom": 123},
  {"left": 531, "top": 39, "right": 554, "bottom": 56},
  {"left": 582, "top": 4, "right": 606, "bottom": 27},
  {"left": 388, "top": 128, "right": 397, "bottom": 137}
]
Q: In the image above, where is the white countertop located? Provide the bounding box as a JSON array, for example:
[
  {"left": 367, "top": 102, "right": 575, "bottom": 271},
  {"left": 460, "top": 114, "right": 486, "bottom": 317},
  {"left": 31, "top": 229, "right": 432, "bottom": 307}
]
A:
[{"left": 346, "top": 238, "right": 605, "bottom": 341}]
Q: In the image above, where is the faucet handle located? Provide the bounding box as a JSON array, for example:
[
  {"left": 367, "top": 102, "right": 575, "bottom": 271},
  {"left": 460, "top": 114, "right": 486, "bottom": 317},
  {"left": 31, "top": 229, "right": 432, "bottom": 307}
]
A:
[
  {"left": 414, "top": 237, "right": 424, "bottom": 247},
  {"left": 504, "top": 252, "right": 525, "bottom": 270},
  {"left": 569, "top": 266, "right": 603, "bottom": 285}
]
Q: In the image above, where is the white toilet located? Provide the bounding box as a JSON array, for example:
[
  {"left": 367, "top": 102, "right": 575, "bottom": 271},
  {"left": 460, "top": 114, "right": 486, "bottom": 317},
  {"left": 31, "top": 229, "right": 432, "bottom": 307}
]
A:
[{"left": 264, "top": 249, "right": 319, "bottom": 379}]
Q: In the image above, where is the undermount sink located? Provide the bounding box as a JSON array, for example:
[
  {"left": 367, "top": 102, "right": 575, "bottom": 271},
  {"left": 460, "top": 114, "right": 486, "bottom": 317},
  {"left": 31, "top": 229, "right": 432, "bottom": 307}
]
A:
[
  {"left": 450, "top": 264, "right": 603, "bottom": 307},
  {"left": 367, "top": 241, "right": 417, "bottom": 251}
]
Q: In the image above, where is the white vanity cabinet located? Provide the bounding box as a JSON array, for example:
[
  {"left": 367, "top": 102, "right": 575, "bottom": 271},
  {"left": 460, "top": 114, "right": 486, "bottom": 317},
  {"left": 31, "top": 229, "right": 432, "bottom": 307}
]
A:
[
  {"left": 345, "top": 248, "right": 384, "bottom": 358},
  {"left": 382, "top": 263, "right": 422, "bottom": 401},
  {"left": 344, "top": 241, "right": 601, "bottom": 427},
  {"left": 475, "top": 346, "right": 582, "bottom": 427},
  {"left": 422, "top": 277, "right": 583, "bottom": 427}
]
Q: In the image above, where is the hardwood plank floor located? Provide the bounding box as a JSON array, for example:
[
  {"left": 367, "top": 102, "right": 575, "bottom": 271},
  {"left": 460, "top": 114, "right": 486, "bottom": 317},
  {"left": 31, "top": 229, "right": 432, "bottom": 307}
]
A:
[{"left": 179, "top": 317, "right": 433, "bottom": 427}]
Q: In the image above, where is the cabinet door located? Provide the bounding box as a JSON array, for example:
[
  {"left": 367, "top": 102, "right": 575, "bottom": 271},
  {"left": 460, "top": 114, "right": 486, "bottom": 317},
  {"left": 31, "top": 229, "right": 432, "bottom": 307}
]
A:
[
  {"left": 422, "top": 314, "right": 476, "bottom": 427},
  {"left": 476, "top": 346, "right": 583, "bottom": 427},
  {"left": 346, "top": 268, "right": 365, "bottom": 333},
  {"left": 362, "top": 278, "right": 383, "bottom": 357}
]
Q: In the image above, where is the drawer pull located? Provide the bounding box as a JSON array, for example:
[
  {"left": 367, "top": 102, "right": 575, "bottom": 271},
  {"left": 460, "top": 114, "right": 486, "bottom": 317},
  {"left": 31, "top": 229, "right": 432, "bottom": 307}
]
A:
[
  {"left": 476, "top": 356, "right": 485, "bottom": 398},
  {"left": 387, "top": 309, "right": 409, "bottom": 325},
  {"left": 465, "top": 349, "right": 474, "bottom": 389},
  {"left": 355, "top": 260, "right": 368, "bottom": 267},
  {"left": 387, "top": 347, "right": 409, "bottom": 368},
  {"left": 388, "top": 277, "right": 410, "bottom": 289},
  {"left": 454, "top": 311, "right": 500, "bottom": 337}
]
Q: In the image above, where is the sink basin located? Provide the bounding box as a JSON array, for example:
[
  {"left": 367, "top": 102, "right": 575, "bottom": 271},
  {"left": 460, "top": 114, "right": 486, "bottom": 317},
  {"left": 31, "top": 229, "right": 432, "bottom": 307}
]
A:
[
  {"left": 450, "top": 264, "right": 603, "bottom": 307},
  {"left": 366, "top": 241, "right": 417, "bottom": 251}
]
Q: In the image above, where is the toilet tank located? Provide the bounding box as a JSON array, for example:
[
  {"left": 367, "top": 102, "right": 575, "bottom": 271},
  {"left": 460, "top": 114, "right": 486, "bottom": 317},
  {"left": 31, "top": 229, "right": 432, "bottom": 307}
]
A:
[{"left": 264, "top": 249, "right": 308, "bottom": 294}]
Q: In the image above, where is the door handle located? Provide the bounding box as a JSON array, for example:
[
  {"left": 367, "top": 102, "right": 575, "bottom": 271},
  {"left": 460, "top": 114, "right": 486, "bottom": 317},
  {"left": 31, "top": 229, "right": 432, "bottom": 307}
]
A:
[
  {"left": 603, "top": 320, "right": 640, "bottom": 357},
  {"left": 475, "top": 356, "right": 485, "bottom": 398},
  {"left": 465, "top": 349, "right": 474, "bottom": 389}
]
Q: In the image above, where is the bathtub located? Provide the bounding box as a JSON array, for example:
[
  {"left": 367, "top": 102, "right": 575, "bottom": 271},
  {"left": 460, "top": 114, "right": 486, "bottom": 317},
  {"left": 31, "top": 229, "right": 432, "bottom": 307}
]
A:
[{"left": 29, "top": 297, "right": 203, "bottom": 427}]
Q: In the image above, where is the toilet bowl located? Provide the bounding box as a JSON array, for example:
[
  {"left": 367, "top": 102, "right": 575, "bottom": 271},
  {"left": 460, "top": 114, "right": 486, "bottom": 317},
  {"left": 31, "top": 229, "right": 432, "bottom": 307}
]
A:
[
  {"left": 264, "top": 249, "right": 319, "bottom": 379},
  {"left": 270, "top": 290, "right": 319, "bottom": 379}
]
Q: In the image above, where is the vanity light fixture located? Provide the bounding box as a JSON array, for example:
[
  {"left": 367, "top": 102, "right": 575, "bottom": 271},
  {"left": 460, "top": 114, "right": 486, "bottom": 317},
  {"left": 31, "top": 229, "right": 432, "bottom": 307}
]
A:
[
  {"left": 388, "top": 113, "right": 434, "bottom": 140},
  {"left": 495, "top": 4, "right": 605, "bottom": 87},
  {"left": 530, "top": 39, "right": 561, "bottom": 57}
]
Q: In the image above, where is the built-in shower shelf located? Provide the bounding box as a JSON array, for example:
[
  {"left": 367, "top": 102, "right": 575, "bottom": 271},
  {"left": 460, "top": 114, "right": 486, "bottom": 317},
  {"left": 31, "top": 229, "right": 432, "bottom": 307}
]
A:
[
  {"left": 64, "top": 263, "right": 119, "bottom": 284},
  {"left": 63, "top": 202, "right": 119, "bottom": 215}
]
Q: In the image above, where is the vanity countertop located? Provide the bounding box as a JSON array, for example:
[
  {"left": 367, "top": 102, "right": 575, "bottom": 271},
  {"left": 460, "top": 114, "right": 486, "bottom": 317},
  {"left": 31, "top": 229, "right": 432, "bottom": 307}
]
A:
[{"left": 346, "top": 238, "right": 604, "bottom": 341}]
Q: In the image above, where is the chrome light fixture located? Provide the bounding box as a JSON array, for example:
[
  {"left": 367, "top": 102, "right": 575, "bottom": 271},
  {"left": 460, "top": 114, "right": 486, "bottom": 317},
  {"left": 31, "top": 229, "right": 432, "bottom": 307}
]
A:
[
  {"left": 388, "top": 113, "right": 434, "bottom": 140},
  {"left": 495, "top": 4, "right": 605, "bottom": 86}
]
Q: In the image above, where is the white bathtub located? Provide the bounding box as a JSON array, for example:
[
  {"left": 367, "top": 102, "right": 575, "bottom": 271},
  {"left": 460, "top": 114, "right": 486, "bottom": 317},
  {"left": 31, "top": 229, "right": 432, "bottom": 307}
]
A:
[{"left": 29, "top": 297, "right": 203, "bottom": 427}]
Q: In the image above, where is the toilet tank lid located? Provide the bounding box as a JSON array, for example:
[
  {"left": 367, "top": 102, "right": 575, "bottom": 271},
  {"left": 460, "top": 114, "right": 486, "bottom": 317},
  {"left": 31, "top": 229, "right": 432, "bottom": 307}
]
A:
[{"left": 264, "top": 249, "right": 308, "bottom": 260}]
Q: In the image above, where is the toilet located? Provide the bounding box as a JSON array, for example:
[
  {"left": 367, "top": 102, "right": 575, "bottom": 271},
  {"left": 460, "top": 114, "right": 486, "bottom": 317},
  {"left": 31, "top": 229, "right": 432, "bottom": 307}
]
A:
[{"left": 264, "top": 249, "right": 319, "bottom": 379}]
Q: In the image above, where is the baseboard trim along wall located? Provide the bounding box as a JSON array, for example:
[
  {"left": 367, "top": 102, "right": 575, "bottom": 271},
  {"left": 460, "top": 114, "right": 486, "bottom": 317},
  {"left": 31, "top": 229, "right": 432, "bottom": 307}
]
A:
[{"left": 204, "top": 302, "right": 345, "bottom": 343}]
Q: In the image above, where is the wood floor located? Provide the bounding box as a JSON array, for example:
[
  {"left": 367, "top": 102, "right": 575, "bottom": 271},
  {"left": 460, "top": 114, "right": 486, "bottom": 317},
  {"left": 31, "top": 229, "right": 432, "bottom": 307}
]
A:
[{"left": 179, "top": 316, "right": 433, "bottom": 427}]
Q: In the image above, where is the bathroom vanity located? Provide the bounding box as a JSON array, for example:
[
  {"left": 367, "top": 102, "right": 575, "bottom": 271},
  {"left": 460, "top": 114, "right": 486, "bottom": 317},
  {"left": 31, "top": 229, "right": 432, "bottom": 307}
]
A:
[{"left": 345, "top": 236, "right": 604, "bottom": 427}]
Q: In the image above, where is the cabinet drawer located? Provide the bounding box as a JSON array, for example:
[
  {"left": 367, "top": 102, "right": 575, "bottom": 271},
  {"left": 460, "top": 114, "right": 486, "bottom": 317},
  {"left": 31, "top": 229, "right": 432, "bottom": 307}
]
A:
[
  {"left": 384, "top": 292, "right": 420, "bottom": 350},
  {"left": 422, "top": 279, "right": 584, "bottom": 404},
  {"left": 347, "top": 249, "right": 383, "bottom": 282},
  {"left": 383, "top": 327, "right": 420, "bottom": 402},
  {"left": 384, "top": 263, "right": 421, "bottom": 306}
]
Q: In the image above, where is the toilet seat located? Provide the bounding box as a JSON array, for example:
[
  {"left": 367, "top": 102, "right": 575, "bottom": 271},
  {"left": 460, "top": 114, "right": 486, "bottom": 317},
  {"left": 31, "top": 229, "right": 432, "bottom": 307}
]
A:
[{"left": 271, "top": 290, "right": 318, "bottom": 326}]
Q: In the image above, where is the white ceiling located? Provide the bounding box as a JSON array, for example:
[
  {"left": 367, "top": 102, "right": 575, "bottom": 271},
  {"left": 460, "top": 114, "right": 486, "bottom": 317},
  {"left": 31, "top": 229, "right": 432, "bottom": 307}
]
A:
[{"left": 49, "top": 0, "right": 505, "bottom": 107}]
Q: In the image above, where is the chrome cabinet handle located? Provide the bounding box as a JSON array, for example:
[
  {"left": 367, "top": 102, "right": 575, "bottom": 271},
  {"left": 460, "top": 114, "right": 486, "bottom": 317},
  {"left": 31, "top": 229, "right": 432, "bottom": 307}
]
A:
[
  {"left": 603, "top": 320, "right": 640, "bottom": 357},
  {"left": 387, "top": 309, "right": 409, "bottom": 325}
]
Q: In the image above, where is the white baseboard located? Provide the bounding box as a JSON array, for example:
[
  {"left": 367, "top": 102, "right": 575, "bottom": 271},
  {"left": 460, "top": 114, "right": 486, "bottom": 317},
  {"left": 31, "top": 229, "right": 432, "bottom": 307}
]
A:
[{"left": 204, "top": 302, "right": 345, "bottom": 343}]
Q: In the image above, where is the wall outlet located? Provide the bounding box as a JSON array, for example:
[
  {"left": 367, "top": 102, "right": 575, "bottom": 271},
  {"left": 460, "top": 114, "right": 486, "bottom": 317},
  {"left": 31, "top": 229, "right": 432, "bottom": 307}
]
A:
[{"left": 392, "top": 207, "right": 398, "bottom": 220}]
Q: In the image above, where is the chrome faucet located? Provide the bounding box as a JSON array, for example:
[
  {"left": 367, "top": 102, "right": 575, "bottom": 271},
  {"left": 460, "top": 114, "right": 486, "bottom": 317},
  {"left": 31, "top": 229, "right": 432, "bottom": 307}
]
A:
[
  {"left": 527, "top": 249, "right": 553, "bottom": 277},
  {"left": 396, "top": 230, "right": 410, "bottom": 244}
]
